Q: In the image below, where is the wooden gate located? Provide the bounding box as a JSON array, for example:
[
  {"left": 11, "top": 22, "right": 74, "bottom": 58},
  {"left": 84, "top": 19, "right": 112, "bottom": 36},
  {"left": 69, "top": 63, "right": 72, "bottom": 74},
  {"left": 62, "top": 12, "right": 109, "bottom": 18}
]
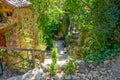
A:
[{"left": 0, "top": 29, "right": 6, "bottom": 47}]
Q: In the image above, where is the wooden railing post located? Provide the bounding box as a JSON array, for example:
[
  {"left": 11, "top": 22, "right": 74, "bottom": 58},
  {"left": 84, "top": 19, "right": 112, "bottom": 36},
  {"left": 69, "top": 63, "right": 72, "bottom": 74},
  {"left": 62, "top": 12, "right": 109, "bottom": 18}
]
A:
[
  {"left": 31, "top": 50, "right": 35, "bottom": 68},
  {"left": 41, "top": 52, "right": 45, "bottom": 63}
]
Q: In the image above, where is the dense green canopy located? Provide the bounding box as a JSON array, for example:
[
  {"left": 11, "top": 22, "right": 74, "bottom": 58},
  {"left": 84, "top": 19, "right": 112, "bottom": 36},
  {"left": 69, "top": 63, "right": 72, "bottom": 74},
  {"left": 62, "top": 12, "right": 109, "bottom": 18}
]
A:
[{"left": 31, "top": 0, "right": 120, "bottom": 61}]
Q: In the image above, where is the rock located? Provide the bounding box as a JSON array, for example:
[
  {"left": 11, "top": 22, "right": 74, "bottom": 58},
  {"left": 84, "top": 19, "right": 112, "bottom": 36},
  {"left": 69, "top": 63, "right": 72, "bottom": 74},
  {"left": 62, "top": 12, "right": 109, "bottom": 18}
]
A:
[
  {"left": 100, "top": 68, "right": 106, "bottom": 71},
  {"left": 77, "top": 73, "right": 81, "bottom": 76},
  {"left": 75, "top": 76, "right": 81, "bottom": 80},
  {"left": 50, "top": 77, "right": 54, "bottom": 80},
  {"left": 100, "top": 70, "right": 107, "bottom": 76},
  {"left": 89, "top": 64, "right": 95, "bottom": 69},
  {"left": 78, "top": 60, "right": 88, "bottom": 73},
  {"left": 7, "top": 76, "right": 22, "bottom": 80},
  {"left": 107, "top": 70, "right": 111, "bottom": 73},
  {"left": 7, "top": 68, "right": 45, "bottom": 80},
  {"left": 111, "top": 69, "right": 120, "bottom": 78},
  {"left": 104, "top": 60, "right": 110, "bottom": 68},
  {"left": 85, "top": 78, "right": 89, "bottom": 80},
  {"left": 91, "top": 71, "right": 96, "bottom": 77},
  {"left": 92, "top": 71, "right": 100, "bottom": 77},
  {"left": 103, "top": 77, "right": 109, "bottom": 80},
  {"left": 60, "top": 76, "right": 64, "bottom": 80},
  {"left": 92, "top": 62, "right": 99, "bottom": 67},
  {"left": 34, "top": 72, "right": 45, "bottom": 80},
  {"left": 88, "top": 72, "right": 92, "bottom": 79},
  {"left": 65, "top": 75, "right": 71, "bottom": 80},
  {"left": 99, "top": 63, "right": 104, "bottom": 68},
  {"left": 71, "top": 75, "right": 78, "bottom": 80},
  {"left": 85, "top": 69, "right": 89, "bottom": 74},
  {"left": 93, "top": 77, "right": 99, "bottom": 80},
  {"left": 55, "top": 73, "right": 64, "bottom": 80},
  {"left": 53, "top": 75, "right": 60, "bottom": 80},
  {"left": 22, "top": 72, "right": 34, "bottom": 79},
  {"left": 79, "top": 74, "right": 86, "bottom": 80},
  {"left": 76, "top": 60, "right": 85, "bottom": 66},
  {"left": 42, "top": 72, "right": 50, "bottom": 78},
  {"left": 39, "top": 68, "right": 44, "bottom": 74},
  {"left": 40, "top": 63, "right": 48, "bottom": 72},
  {"left": 98, "top": 76, "right": 104, "bottom": 80},
  {"left": 79, "top": 66, "right": 87, "bottom": 73}
]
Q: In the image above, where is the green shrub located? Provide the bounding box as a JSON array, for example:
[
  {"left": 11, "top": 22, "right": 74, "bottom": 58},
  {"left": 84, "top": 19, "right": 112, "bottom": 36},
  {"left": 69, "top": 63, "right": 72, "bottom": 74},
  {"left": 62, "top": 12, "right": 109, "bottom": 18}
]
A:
[
  {"left": 47, "top": 63, "right": 59, "bottom": 76},
  {"left": 65, "top": 58, "right": 77, "bottom": 74},
  {"left": 48, "top": 45, "right": 59, "bottom": 76},
  {"left": 52, "top": 45, "right": 58, "bottom": 63},
  {"left": 84, "top": 46, "right": 120, "bottom": 63}
]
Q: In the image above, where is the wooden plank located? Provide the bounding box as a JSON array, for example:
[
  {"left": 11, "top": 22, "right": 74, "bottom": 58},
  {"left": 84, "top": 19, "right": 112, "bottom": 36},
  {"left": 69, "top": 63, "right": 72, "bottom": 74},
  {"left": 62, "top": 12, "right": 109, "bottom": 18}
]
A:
[
  {"left": 0, "top": 9, "right": 13, "bottom": 12},
  {"left": 0, "top": 46, "right": 46, "bottom": 52},
  {"left": 1, "top": 0, "right": 15, "bottom": 9},
  {"left": 41, "top": 52, "right": 45, "bottom": 63},
  {"left": 31, "top": 50, "right": 35, "bottom": 68}
]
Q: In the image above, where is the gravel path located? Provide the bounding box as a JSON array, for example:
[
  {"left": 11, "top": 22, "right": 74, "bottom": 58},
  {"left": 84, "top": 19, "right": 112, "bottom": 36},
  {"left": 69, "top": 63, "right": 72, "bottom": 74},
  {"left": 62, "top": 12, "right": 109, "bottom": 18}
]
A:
[{"left": 41, "top": 40, "right": 69, "bottom": 68}]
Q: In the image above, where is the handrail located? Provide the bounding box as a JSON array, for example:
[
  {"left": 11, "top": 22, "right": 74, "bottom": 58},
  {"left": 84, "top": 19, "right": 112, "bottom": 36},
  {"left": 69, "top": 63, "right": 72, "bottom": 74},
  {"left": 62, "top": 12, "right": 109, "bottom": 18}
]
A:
[
  {"left": 0, "top": 46, "right": 46, "bottom": 69},
  {"left": 0, "top": 46, "right": 46, "bottom": 52}
]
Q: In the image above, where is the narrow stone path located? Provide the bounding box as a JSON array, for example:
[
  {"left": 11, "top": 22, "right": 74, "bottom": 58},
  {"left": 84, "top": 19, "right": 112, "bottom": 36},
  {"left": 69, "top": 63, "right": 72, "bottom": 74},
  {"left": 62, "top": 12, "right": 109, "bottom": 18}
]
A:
[
  {"left": 6, "top": 56, "right": 120, "bottom": 80},
  {"left": 41, "top": 40, "right": 69, "bottom": 68},
  {"left": 2, "top": 41, "right": 120, "bottom": 80}
]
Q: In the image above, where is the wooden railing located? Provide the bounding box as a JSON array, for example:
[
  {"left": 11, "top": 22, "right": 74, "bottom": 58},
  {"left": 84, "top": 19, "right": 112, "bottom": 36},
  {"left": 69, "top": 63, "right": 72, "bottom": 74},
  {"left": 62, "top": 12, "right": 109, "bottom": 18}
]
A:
[{"left": 0, "top": 46, "right": 46, "bottom": 71}]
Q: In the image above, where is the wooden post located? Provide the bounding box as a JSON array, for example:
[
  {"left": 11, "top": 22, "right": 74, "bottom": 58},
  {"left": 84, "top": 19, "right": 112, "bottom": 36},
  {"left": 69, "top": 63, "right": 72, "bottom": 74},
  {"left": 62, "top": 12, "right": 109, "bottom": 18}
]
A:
[
  {"left": 31, "top": 50, "right": 35, "bottom": 68},
  {"left": 41, "top": 52, "right": 45, "bottom": 63}
]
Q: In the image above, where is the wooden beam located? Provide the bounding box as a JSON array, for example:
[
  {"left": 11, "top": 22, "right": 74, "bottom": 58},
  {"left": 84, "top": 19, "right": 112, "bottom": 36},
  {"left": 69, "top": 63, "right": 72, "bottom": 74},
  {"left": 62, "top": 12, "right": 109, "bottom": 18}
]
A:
[
  {"left": 0, "top": 9, "right": 13, "bottom": 12},
  {"left": 1, "top": 0, "right": 15, "bottom": 9},
  {"left": 0, "top": 46, "right": 46, "bottom": 52}
]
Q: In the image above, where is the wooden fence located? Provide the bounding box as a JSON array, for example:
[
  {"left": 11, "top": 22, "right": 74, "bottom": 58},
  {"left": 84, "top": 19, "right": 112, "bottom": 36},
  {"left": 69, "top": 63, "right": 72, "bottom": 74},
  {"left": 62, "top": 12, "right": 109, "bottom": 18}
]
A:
[{"left": 0, "top": 46, "right": 46, "bottom": 71}]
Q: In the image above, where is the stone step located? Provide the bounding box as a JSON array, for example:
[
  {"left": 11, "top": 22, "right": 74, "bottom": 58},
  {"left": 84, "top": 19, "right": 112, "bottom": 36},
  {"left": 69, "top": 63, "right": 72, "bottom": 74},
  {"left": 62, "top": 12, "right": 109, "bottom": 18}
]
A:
[
  {"left": 72, "top": 31, "right": 79, "bottom": 35},
  {"left": 73, "top": 35, "right": 79, "bottom": 39},
  {"left": 72, "top": 38, "right": 79, "bottom": 42},
  {"left": 72, "top": 27, "right": 77, "bottom": 31}
]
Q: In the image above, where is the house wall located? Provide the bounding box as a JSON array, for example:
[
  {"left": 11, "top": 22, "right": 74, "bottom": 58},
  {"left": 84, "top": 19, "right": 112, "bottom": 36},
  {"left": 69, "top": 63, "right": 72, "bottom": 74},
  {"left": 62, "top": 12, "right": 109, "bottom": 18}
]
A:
[{"left": 6, "top": 8, "right": 39, "bottom": 49}]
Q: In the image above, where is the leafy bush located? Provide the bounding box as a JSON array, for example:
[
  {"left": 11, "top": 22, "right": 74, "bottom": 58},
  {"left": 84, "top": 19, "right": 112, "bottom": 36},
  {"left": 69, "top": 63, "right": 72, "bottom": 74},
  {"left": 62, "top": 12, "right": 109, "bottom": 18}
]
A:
[
  {"left": 47, "top": 63, "right": 59, "bottom": 76},
  {"left": 65, "top": 58, "right": 77, "bottom": 74},
  {"left": 51, "top": 45, "right": 58, "bottom": 63},
  {"left": 45, "top": 23, "right": 60, "bottom": 49},
  {"left": 0, "top": 50, "right": 33, "bottom": 71},
  {"left": 0, "top": 50, "right": 4, "bottom": 56},
  {"left": 48, "top": 45, "right": 59, "bottom": 76},
  {"left": 84, "top": 46, "right": 120, "bottom": 63}
]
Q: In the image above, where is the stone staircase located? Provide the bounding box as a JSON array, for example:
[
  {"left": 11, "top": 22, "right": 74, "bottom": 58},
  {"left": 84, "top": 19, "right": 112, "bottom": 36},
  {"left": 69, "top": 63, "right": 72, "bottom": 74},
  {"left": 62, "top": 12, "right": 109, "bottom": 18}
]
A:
[
  {"left": 72, "top": 27, "right": 79, "bottom": 41},
  {"left": 68, "top": 23, "right": 79, "bottom": 42}
]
